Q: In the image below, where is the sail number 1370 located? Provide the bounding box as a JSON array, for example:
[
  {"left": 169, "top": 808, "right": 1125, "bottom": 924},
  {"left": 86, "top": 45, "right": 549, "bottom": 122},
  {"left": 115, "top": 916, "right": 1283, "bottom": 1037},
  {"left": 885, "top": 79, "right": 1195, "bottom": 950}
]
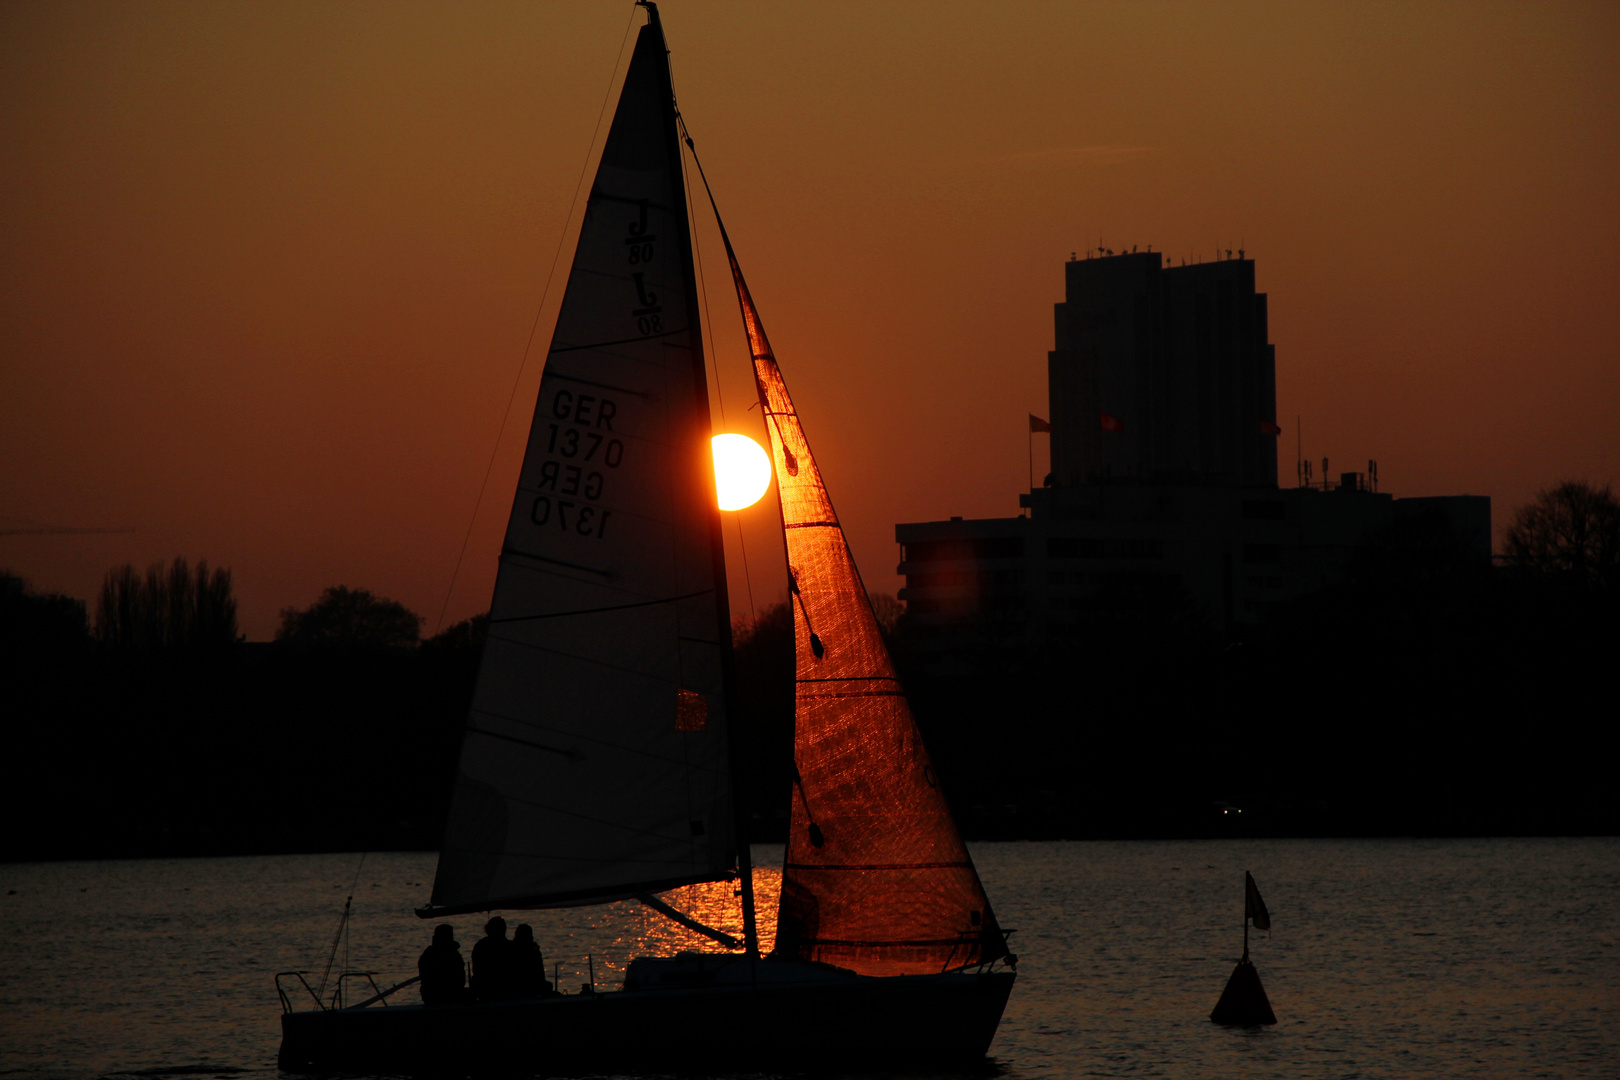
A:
[
  {"left": 531, "top": 389, "right": 622, "bottom": 540},
  {"left": 530, "top": 498, "right": 610, "bottom": 539}
]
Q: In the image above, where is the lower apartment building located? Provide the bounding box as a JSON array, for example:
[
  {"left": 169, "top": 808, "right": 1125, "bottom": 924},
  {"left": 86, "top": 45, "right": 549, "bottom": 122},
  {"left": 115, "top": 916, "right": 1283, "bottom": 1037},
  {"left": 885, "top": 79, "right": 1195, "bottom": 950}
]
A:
[{"left": 897, "top": 476, "right": 1490, "bottom": 642}]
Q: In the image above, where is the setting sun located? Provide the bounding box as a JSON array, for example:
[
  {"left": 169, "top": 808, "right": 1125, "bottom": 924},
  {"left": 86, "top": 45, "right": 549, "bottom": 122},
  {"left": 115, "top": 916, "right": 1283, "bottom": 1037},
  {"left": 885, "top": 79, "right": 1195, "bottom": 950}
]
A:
[{"left": 711, "top": 433, "right": 772, "bottom": 511}]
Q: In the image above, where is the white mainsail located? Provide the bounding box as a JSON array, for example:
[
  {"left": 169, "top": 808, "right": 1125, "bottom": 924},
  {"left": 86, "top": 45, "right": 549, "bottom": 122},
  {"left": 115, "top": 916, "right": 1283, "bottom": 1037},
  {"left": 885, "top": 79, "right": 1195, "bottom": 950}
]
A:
[{"left": 427, "top": 20, "right": 735, "bottom": 915}]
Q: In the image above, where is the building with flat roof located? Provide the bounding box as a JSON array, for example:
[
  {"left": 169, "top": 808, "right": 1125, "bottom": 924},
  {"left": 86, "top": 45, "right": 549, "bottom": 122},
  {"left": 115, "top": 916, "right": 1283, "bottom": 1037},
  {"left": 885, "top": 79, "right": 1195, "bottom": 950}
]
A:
[
  {"left": 1050, "top": 250, "right": 1277, "bottom": 489},
  {"left": 896, "top": 251, "right": 1489, "bottom": 642}
]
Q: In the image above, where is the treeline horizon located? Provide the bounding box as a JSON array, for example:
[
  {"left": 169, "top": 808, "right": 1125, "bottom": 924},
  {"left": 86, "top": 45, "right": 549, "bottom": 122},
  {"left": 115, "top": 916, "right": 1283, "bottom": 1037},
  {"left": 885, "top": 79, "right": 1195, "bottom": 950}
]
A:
[
  {"left": 11, "top": 555, "right": 478, "bottom": 650},
  {"left": 3, "top": 480, "right": 1617, "bottom": 861},
  {"left": 3, "top": 564, "right": 485, "bottom": 863}
]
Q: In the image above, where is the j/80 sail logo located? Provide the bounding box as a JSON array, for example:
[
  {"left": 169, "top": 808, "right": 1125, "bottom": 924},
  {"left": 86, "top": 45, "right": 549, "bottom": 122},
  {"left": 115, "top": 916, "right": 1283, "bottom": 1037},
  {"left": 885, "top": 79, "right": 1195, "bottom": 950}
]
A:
[
  {"left": 626, "top": 199, "right": 657, "bottom": 264},
  {"left": 628, "top": 201, "right": 663, "bottom": 334}
]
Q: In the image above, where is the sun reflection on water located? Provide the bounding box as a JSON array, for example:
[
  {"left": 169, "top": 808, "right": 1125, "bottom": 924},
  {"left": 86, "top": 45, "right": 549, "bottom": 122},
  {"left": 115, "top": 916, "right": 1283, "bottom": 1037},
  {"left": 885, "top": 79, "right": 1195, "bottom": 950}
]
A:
[{"left": 516, "top": 854, "right": 783, "bottom": 993}]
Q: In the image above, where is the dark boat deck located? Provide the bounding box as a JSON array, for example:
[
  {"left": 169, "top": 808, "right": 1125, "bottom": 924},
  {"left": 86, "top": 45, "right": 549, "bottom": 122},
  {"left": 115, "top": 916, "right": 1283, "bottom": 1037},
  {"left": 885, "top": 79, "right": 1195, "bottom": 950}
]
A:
[{"left": 279, "top": 961, "right": 1015, "bottom": 1074}]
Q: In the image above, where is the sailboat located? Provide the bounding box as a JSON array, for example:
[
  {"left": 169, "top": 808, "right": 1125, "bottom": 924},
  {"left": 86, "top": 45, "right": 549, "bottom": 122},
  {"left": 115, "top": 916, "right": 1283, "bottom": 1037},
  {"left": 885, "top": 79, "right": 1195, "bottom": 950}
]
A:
[{"left": 277, "top": 5, "right": 1015, "bottom": 1072}]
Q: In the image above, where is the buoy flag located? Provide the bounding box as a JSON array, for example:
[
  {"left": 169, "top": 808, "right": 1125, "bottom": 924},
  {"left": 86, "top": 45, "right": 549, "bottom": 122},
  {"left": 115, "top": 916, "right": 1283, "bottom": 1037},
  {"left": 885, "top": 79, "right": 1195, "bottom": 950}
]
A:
[
  {"left": 1029, "top": 414, "right": 1051, "bottom": 433},
  {"left": 1245, "top": 871, "right": 1271, "bottom": 930}
]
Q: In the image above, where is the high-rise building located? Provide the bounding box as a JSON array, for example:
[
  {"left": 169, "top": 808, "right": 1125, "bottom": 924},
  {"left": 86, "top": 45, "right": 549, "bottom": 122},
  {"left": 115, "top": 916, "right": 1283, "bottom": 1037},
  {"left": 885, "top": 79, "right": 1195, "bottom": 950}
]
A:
[
  {"left": 1049, "top": 252, "right": 1277, "bottom": 488},
  {"left": 895, "top": 251, "right": 1489, "bottom": 641}
]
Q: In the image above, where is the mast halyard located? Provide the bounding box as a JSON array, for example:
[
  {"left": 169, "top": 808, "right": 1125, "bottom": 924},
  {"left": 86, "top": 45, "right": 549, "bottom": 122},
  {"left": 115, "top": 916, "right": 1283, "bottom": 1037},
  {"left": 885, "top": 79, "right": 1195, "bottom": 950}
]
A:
[{"left": 642, "top": 0, "right": 758, "bottom": 958}]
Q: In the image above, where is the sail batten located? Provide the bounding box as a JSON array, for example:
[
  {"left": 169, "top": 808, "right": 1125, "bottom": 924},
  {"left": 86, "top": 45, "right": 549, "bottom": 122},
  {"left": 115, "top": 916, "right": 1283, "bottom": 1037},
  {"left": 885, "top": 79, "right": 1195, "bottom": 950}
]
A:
[
  {"left": 710, "top": 226, "right": 1007, "bottom": 976},
  {"left": 421, "top": 870, "right": 731, "bottom": 918},
  {"left": 486, "top": 587, "right": 716, "bottom": 624},
  {"left": 428, "top": 19, "right": 737, "bottom": 916}
]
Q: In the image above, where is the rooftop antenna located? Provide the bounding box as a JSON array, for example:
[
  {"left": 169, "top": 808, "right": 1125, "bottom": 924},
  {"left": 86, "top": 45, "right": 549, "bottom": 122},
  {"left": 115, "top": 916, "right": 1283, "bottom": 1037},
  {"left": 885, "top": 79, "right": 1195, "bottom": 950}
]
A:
[{"left": 1296, "top": 416, "right": 1302, "bottom": 488}]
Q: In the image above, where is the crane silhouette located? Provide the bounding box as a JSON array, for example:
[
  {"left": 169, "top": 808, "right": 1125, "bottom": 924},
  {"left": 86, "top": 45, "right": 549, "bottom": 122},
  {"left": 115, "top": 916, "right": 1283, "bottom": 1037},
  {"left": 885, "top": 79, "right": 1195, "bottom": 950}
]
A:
[{"left": 0, "top": 526, "right": 134, "bottom": 537}]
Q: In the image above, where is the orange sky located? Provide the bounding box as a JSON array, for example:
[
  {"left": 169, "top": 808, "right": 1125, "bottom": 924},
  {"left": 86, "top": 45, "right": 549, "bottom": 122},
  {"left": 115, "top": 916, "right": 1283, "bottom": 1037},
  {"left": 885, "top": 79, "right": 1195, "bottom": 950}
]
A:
[{"left": 3, "top": 1, "right": 1617, "bottom": 639}]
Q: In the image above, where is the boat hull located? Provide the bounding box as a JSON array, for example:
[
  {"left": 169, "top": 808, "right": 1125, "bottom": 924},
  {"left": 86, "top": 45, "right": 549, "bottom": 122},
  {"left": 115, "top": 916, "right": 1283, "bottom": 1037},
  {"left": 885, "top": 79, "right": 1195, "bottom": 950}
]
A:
[{"left": 278, "top": 967, "right": 1015, "bottom": 1074}]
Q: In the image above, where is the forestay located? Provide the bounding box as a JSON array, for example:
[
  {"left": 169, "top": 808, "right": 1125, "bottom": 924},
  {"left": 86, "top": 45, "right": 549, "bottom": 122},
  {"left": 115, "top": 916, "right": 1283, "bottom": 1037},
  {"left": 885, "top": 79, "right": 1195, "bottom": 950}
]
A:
[
  {"left": 716, "top": 232, "right": 1008, "bottom": 976},
  {"left": 427, "top": 22, "right": 735, "bottom": 916}
]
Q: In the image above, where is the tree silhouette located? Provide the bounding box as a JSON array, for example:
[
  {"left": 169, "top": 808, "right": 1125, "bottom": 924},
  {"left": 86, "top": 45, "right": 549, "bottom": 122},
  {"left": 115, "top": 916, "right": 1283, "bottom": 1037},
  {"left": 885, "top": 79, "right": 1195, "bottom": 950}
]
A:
[
  {"left": 277, "top": 586, "right": 422, "bottom": 649},
  {"left": 1504, "top": 481, "right": 1620, "bottom": 588},
  {"left": 2, "top": 571, "right": 88, "bottom": 653},
  {"left": 868, "top": 592, "right": 904, "bottom": 639},
  {"left": 423, "top": 613, "right": 487, "bottom": 656},
  {"left": 731, "top": 601, "right": 795, "bottom": 837},
  {"left": 94, "top": 557, "right": 238, "bottom": 651}
]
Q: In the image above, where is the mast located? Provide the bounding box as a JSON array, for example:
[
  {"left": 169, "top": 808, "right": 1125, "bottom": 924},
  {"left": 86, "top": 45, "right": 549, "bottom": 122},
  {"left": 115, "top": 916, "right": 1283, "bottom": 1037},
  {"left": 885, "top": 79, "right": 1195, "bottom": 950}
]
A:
[
  {"left": 641, "top": 0, "right": 758, "bottom": 957},
  {"left": 1242, "top": 894, "right": 1249, "bottom": 961}
]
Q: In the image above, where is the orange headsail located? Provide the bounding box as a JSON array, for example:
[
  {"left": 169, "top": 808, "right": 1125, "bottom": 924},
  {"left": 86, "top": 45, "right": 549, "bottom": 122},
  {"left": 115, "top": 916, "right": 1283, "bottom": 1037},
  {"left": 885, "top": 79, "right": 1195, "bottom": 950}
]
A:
[{"left": 717, "top": 232, "right": 1006, "bottom": 976}]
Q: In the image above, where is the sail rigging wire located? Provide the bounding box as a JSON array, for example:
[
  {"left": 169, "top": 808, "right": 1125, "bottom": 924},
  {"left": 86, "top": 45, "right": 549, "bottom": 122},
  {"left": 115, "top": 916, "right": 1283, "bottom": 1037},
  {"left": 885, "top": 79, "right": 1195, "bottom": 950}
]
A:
[
  {"left": 680, "top": 136, "right": 899, "bottom": 670},
  {"left": 431, "top": 3, "right": 643, "bottom": 637},
  {"left": 678, "top": 132, "right": 1008, "bottom": 978},
  {"left": 315, "top": 852, "right": 367, "bottom": 1007},
  {"left": 675, "top": 124, "right": 726, "bottom": 426},
  {"left": 672, "top": 86, "right": 761, "bottom": 630}
]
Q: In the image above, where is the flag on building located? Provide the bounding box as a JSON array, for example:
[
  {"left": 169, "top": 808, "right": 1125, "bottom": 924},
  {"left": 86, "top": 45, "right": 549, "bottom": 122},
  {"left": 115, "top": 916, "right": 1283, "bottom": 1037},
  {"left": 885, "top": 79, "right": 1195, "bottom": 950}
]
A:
[
  {"left": 1259, "top": 420, "right": 1282, "bottom": 435},
  {"left": 1029, "top": 414, "right": 1051, "bottom": 433},
  {"left": 1099, "top": 412, "right": 1124, "bottom": 433},
  {"left": 1245, "top": 871, "right": 1271, "bottom": 930}
]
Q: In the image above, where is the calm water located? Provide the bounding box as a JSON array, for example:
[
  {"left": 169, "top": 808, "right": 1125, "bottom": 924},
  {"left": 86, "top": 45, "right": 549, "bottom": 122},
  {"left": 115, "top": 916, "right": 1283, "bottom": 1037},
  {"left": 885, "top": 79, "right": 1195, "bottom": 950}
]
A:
[{"left": 1, "top": 840, "right": 1615, "bottom": 1079}]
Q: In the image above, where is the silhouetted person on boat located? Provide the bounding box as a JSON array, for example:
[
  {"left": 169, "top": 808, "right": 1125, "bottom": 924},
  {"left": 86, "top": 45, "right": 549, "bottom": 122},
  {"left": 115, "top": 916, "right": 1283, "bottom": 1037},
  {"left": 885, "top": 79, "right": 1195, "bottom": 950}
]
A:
[
  {"left": 417, "top": 924, "right": 468, "bottom": 1005},
  {"left": 512, "top": 923, "right": 550, "bottom": 997},
  {"left": 472, "top": 915, "right": 514, "bottom": 1001}
]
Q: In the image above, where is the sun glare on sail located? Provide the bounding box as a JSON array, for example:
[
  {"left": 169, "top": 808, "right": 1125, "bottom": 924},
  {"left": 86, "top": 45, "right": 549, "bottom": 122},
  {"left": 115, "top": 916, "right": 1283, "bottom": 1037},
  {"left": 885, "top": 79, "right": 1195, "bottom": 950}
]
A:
[{"left": 711, "top": 433, "right": 772, "bottom": 511}]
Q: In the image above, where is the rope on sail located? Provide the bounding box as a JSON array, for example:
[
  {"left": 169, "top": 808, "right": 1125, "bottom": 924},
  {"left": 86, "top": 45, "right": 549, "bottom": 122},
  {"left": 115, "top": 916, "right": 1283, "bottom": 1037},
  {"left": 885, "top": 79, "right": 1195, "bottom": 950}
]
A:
[
  {"left": 431, "top": 4, "right": 643, "bottom": 636},
  {"left": 677, "top": 125, "right": 762, "bottom": 628}
]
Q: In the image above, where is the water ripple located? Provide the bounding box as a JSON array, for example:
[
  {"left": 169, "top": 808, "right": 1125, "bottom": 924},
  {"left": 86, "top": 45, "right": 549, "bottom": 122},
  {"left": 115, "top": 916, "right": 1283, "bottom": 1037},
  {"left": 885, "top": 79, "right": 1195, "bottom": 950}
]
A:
[{"left": 0, "top": 839, "right": 1615, "bottom": 1078}]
